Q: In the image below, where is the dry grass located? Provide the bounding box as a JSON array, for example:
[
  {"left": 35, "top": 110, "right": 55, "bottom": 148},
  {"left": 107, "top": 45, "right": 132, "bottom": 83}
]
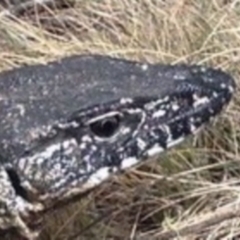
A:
[{"left": 0, "top": 0, "right": 240, "bottom": 239}]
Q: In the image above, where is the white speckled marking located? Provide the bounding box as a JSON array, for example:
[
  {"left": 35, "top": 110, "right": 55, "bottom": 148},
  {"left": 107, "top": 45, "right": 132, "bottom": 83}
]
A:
[
  {"left": 146, "top": 144, "right": 164, "bottom": 157},
  {"left": 121, "top": 157, "right": 139, "bottom": 169},
  {"left": 145, "top": 96, "right": 169, "bottom": 110},
  {"left": 141, "top": 64, "right": 148, "bottom": 71},
  {"left": 152, "top": 109, "right": 166, "bottom": 118},
  {"left": 172, "top": 103, "right": 179, "bottom": 111},
  {"left": 120, "top": 98, "right": 133, "bottom": 104},
  {"left": 87, "top": 111, "right": 121, "bottom": 124},
  {"left": 137, "top": 138, "right": 147, "bottom": 150},
  {"left": 82, "top": 135, "right": 92, "bottom": 143},
  {"left": 193, "top": 95, "right": 210, "bottom": 108},
  {"left": 220, "top": 83, "right": 227, "bottom": 89},
  {"left": 87, "top": 167, "right": 111, "bottom": 186}
]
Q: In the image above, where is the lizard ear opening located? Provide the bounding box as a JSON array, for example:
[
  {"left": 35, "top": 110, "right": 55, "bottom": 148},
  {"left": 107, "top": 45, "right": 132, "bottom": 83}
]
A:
[{"left": 89, "top": 114, "right": 121, "bottom": 138}]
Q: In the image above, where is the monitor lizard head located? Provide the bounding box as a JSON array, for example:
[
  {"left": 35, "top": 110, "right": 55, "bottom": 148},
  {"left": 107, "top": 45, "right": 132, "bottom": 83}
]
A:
[
  {"left": 13, "top": 60, "right": 235, "bottom": 206},
  {"left": 0, "top": 55, "right": 235, "bottom": 239}
]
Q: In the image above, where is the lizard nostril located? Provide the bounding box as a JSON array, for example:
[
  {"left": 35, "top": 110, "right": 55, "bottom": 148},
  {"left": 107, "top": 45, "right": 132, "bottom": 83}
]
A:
[{"left": 5, "top": 168, "right": 30, "bottom": 201}]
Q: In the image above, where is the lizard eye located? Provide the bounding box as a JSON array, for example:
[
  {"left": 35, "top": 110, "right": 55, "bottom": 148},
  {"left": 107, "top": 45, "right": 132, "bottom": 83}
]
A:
[{"left": 89, "top": 114, "right": 121, "bottom": 138}]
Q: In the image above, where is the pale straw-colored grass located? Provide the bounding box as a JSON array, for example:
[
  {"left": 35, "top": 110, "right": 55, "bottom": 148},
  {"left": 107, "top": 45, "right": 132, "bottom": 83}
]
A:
[{"left": 0, "top": 0, "right": 240, "bottom": 239}]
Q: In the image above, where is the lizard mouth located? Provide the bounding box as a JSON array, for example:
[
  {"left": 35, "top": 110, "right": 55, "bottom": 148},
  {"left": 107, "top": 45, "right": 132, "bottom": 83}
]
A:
[{"left": 5, "top": 168, "right": 30, "bottom": 202}]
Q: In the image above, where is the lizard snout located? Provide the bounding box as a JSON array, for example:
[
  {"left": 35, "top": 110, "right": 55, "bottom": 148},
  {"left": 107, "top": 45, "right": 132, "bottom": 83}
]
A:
[{"left": 189, "top": 66, "right": 236, "bottom": 104}]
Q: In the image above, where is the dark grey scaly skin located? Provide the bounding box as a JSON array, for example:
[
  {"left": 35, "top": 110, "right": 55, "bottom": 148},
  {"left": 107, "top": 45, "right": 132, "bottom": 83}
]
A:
[{"left": 0, "top": 54, "right": 236, "bottom": 239}]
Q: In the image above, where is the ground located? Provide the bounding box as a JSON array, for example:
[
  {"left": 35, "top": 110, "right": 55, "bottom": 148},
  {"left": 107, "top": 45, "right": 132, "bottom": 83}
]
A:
[{"left": 0, "top": 0, "right": 239, "bottom": 239}]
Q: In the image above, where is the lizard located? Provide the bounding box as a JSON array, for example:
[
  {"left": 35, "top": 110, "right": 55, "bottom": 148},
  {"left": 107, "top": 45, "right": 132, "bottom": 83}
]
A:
[{"left": 0, "top": 54, "right": 236, "bottom": 239}]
